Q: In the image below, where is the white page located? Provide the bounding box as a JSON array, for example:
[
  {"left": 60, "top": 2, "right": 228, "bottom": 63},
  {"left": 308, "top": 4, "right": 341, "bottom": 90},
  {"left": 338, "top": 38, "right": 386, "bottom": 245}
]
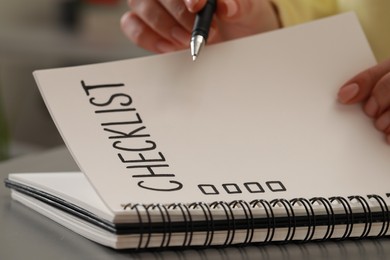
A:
[
  {"left": 9, "top": 172, "right": 115, "bottom": 220},
  {"left": 33, "top": 13, "right": 390, "bottom": 214}
]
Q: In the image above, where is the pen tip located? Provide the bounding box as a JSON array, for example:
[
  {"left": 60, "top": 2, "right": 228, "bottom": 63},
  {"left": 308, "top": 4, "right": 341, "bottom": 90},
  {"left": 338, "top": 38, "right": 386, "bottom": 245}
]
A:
[{"left": 192, "top": 55, "right": 197, "bottom": 61}]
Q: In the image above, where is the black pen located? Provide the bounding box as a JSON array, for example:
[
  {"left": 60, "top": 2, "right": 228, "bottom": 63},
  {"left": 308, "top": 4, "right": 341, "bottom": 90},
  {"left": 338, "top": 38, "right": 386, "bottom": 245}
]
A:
[{"left": 190, "top": 0, "right": 217, "bottom": 61}]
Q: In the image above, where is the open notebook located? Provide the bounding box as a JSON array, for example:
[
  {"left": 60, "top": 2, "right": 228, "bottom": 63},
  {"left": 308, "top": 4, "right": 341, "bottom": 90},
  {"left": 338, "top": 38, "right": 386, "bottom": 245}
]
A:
[{"left": 5, "top": 13, "right": 390, "bottom": 249}]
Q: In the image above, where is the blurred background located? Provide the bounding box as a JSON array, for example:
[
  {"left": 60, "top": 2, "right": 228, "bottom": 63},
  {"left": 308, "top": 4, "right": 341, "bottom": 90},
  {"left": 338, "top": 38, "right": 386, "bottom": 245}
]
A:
[{"left": 0, "top": 0, "right": 150, "bottom": 160}]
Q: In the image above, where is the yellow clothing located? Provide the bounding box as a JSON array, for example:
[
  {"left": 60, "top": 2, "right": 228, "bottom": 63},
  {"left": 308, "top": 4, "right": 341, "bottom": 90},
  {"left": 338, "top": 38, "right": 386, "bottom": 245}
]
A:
[{"left": 273, "top": 0, "right": 390, "bottom": 62}]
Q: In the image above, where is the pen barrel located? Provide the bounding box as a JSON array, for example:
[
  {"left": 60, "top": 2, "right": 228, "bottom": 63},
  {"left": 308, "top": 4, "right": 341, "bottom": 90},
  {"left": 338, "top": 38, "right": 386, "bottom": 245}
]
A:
[{"left": 192, "top": 0, "right": 217, "bottom": 41}]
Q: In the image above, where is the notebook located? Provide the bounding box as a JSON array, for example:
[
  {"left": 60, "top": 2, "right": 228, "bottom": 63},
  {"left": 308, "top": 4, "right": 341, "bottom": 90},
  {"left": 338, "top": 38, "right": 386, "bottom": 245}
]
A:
[{"left": 5, "top": 12, "right": 390, "bottom": 249}]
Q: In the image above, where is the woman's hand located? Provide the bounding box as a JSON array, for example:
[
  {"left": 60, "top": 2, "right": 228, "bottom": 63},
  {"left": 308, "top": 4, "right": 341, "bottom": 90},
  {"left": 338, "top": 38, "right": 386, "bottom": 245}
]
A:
[
  {"left": 120, "top": 0, "right": 281, "bottom": 53},
  {"left": 338, "top": 58, "right": 390, "bottom": 144}
]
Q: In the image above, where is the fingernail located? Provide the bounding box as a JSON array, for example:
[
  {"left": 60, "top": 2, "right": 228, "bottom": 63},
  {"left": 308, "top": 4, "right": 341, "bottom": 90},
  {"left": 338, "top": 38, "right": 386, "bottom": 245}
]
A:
[
  {"left": 375, "top": 113, "right": 390, "bottom": 131},
  {"left": 184, "top": 0, "right": 199, "bottom": 11},
  {"left": 171, "top": 26, "right": 190, "bottom": 46},
  {"left": 222, "top": 0, "right": 238, "bottom": 18},
  {"left": 338, "top": 83, "right": 359, "bottom": 103},
  {"left": 156, "top": 41, "right": 176, "bottom": 53},
  {"left": 364, "top": 96, "right": 379, "bottom": 117},
  {"left": 121, "top": 14, "right": 142, "bottom": 40}
]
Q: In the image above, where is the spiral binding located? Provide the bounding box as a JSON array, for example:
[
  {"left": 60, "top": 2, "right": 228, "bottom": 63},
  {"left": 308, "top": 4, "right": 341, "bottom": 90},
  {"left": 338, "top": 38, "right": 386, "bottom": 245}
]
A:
[{"left": 122, "top": 194, "right": 390, "bottom": 249}]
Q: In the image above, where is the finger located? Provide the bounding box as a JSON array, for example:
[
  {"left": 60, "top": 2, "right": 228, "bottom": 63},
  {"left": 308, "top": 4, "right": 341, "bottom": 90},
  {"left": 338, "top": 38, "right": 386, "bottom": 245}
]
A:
[
  {"left": 121, "top": 12, "right": 178, "bottom": 53},
  {"left": 338, "top": 59, "right": 390, "bottom": 104},
  {"left": 216, "top": 0, "right": 273, "bottom": 23},
  {"left": 367, "top": 72, "right": 390, "bottom": 116},
  {"left": 216, "top": 0, "right": 240, "bottom": 20},
  {"left": 158, "top": 0, "right": 196, "bottom": 32},
  {"left": 374, "top": 109, "right": 390, "bottom": 134},
  {"left": 129, "top": 0, "right": 189, "bottom": 47},
  {"left": 214, "top": 0, "right": 280, "bottom": 40},
  {"left": 207, "top": 22, "right": 222, "bottom": 43},
  {"left": 183, "top": 0, "right": 208, "bottom": 13}
]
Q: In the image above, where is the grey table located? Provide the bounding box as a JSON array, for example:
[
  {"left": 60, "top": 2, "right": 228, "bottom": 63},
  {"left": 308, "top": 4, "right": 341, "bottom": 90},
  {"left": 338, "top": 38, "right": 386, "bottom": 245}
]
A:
[{"left": 1, "top": 146, "right": 390, "bottom": 259}]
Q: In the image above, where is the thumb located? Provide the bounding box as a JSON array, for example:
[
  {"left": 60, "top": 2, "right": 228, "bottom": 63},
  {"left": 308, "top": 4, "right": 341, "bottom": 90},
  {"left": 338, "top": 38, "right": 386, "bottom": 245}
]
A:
[
  {"left": 216, "top": 0, "right": 240, "bottom": 19},
  {"left": 338, "top": 59, "right": 390, "bottom": 105},
  {"left": 213, "top": 0, "right": 280, "bottom": 41},
  {"left": 216, "top": 0, "right": 277, "bottom": 22}
]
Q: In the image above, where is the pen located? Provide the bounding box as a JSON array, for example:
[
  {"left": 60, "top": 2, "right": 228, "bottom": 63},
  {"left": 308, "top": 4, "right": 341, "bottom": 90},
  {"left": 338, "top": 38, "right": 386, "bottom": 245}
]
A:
[{"left": 190, "top": 0, "right": 217, "bottom": 61}]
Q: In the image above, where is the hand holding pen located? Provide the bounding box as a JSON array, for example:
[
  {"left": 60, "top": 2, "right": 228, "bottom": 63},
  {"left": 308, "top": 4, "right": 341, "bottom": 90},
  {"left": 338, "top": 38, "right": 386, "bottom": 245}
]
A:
[
  {"left": 121, "top": 1, "right": 390, "bottom": 143},
  {"left": 121, "top": 0, "right": 281, "bottom": 54}
]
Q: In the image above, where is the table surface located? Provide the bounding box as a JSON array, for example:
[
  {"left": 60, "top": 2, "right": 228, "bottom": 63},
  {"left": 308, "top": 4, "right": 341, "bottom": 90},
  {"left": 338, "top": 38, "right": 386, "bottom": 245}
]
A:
[{"left": 1, "top": 146, "right": 390, "bottom": 260}]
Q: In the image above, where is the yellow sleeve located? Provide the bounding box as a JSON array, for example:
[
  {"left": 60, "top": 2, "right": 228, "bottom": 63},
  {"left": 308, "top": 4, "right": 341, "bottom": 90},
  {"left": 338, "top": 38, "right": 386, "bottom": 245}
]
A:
[{"left": 272, "top": 0, "right": 339, "bottom": 27}]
